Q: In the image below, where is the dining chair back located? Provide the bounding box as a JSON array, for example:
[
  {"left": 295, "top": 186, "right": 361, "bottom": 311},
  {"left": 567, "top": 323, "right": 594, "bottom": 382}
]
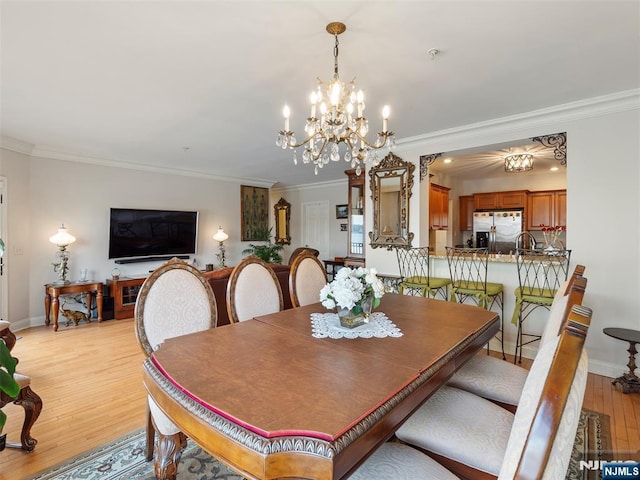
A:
[
  {"left": 289, "top": 253, "right": 327, "bottom": 307},
  {"left": 227, "top": 255, "right": 283, "bottom": 323},
  {"left": 134, "top": 257, "right": 218, "bottom": 462},
  {"left": 446, "top": 246, "right": 504, "bottom": 357},
  {"left": 512, "top": 248, "right": 572, "bottom": 363},
  {"left": 395, "top": 246, "right": 451, "bottom": 300}
]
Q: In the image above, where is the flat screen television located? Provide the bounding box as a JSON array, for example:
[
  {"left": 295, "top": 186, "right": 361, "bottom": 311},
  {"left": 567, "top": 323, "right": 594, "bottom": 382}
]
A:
[{"left": 108, "top": 208, "right": 198, "bottom": 261}]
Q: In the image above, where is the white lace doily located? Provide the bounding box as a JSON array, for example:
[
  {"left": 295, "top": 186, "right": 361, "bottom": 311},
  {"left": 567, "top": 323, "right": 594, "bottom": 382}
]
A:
[{"left": 310, "top": 311, "right": 403, "bottom": 339}]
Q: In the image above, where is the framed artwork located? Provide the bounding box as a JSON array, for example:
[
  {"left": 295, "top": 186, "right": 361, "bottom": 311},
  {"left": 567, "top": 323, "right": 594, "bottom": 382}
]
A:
[
  {"left": 340, "top": 223, "right": 347, "bottom": 231},
  {"left": 241, "top": 185, "right": 269, "bottom": 241},
  {"left": 336, "top": 204, "right": 348, "bottom": 219}
]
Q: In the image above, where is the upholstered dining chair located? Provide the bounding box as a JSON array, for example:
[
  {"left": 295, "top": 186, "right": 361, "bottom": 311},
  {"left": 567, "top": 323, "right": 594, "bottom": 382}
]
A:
[
  {"left": 226, "top": 255, "right": 283, "bottom": 323},
  {"left": 395, "top": 304, "right": 592, "bottom": 480},
  {"left": 0, "top": 320, "right": 43, "bottom": 452},
  {"left": 134, "top": 257, "right": 218, "bottom": 467},
  {"left": 287, "top": 246, "right": 320, "bottom": 265},
  {"left": 513, "top": 248, "right": 572, "bottom": 363},
  {"left": 395, "top": 247, "right": 451, "bottom": 300},
  {"left": 446, "top": 246, "right": 504, "bottom": 358},
  {"left": 289, "top": 252, "right": 327, "bottom": 308},
  {"left": 448, "top": 272, "right": 586, "bottom": 413}
]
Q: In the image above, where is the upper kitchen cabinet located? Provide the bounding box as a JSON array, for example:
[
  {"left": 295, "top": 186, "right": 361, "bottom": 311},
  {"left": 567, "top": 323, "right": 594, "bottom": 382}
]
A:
[
  {"left": 474, "top": 190, "right": 528, "bottom": 210},
  {"left": 459, "top": 195, "right": 474, "bottom": 231},
  {"left": 527, "top": 190, "right": 567, "bottom": 230},
  {"left": 429, "top": 183, "right": 450, "bottom": 230}
]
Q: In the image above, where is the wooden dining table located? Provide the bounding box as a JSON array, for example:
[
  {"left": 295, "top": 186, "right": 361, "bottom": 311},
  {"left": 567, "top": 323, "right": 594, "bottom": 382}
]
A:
[{"left": 143, "top": 293, "right": 499, "bottom": 480}]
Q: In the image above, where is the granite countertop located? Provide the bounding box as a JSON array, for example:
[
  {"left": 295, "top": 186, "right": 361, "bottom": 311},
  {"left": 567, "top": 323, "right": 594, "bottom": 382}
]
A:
[{"left": 430, "top": 251, "right": 519, "bottom": 263}]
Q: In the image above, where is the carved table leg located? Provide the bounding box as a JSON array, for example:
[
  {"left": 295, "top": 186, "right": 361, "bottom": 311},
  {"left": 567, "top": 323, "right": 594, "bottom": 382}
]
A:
[
  {"left": 96, "top": 288, "right": 103, "bottom": 322},
  {"left": 44, "top": 293, "right": 51, "bottom": 326},
  {"left": 51, "top": 294, "right": 60, "bottom": 332},
  {"left": 612, "top": 340, "right": 640, "bottom": 394},
  {"left": 13, "top": 385, "right": 42, "bottom": 452},
  {"left": 155, "top": 431, "right": 187, "bottom": 480}
]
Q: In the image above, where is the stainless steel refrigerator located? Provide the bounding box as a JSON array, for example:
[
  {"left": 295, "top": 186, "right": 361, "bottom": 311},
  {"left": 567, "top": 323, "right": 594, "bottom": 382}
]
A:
[{"left": 473, "top": 210, "right": 523, "bottom": 254}]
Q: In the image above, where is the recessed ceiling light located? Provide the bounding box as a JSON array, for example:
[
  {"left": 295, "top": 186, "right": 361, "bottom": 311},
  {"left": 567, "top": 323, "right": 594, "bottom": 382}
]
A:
[
  {"left": 443, "top": 158, "right": 452, "bottom": 164},
  {"left": 550, "top": 166, "right": 559, "bottom": 171}
]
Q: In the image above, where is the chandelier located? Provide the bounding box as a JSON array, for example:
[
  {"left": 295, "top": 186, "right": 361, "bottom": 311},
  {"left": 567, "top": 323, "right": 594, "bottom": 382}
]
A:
[
  {"left": 276, "top": 22, "right": 395, "bottom": 176},
  {"left": 504, "top": 153, "right": 534, "bottom": 173}
]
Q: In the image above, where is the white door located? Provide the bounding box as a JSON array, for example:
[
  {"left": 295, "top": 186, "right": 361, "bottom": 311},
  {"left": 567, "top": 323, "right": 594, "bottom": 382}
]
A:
[
  {"left": 0, "top": 177, "right": 7, "bottom": 321},
  {"left": 302, "top": 201, "right": 330, "bottom": 260}
]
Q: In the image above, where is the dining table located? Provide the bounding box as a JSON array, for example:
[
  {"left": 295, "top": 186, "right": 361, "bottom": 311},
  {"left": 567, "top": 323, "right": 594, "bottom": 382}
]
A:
[{"left": 143, "top": 293, "right": 499, "bottom": 480}]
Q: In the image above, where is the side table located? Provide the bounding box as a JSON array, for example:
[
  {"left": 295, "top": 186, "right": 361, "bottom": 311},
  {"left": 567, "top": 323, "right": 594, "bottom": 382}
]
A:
[
  {"left": 603, "top": 327, "right": 640, "bottom": 394},
  {"left": 44, "top": 281, "right": 104, "bottom": 332}
]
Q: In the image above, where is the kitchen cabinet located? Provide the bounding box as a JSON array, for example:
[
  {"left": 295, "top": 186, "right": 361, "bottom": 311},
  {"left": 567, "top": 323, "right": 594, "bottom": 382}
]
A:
[
  {"left": 459, "top": 195, "right": 474, "bottom": 231},
  {"left": 429, "top": 183, "right": 450, "bottom": 230},
  {"left": 344, "top": 169, "right": 365, "bottom": 267},
  {"left": 474, "top": 190, "right": 528, "bottom": 210},
  {"left": 527, "top": 190, "right": 566, "bottom": 230}
]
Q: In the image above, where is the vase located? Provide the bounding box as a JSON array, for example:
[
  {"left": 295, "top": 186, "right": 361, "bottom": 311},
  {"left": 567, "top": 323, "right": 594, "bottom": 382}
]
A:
[{"left": 337, "top": 293, "right": 375, "bottom": 329}]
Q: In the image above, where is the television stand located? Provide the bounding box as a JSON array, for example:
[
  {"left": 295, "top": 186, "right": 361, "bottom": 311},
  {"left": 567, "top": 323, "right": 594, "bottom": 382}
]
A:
[{"left": 114, "top": 255, "right": 189, "bottom": 265}]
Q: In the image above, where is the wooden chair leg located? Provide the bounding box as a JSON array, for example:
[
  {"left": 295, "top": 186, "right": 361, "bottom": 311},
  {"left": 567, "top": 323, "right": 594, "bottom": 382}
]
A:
[{"left": 145, "top": 408, "right": 155, "bottom": 461}]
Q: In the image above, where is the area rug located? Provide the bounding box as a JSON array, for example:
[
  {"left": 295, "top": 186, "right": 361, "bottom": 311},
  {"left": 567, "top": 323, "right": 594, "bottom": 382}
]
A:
[{"left": 27, "top": 409, "right": 611, "bottom": 480}]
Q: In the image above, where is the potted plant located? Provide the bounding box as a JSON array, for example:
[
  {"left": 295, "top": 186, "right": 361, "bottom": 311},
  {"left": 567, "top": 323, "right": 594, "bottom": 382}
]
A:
[{"left": 242, "top": 227, "right": 284, "bottom": 264}]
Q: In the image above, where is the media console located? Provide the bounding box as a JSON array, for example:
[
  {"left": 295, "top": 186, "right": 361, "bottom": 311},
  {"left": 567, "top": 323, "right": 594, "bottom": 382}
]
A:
[{"left": 113, "top": 255, "right": 189, "bottom": 265}]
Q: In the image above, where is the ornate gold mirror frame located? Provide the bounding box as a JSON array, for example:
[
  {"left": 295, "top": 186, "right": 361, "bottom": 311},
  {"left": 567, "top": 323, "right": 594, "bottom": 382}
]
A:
[
  {"left": 274, "top": 197, "right": 291, "bottom": 245},
  {"left": 368, "top": 153, "right": 414, "bottom": 250}
]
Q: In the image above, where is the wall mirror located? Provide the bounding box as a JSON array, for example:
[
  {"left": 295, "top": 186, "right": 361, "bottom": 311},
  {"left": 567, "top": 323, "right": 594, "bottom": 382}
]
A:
[
  {"left": 368, "top": 153, "right": 415, "bottom": 250},
  {"left": 274, "top": 197, "right": 291, "bottom": 245}
]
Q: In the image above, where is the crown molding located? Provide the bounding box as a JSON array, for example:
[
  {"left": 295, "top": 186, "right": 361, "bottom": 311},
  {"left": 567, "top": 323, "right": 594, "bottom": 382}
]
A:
[
  {"left": 0, "top": 138, "right": 275, "bottom": 188},
  {"left": 397, "top": 89, "right": 640, "bottom": 150},
  {"left": 271, "top": 177, "right": 347, "bottom": 193},
  {"left": 0, "top": 136, "right": 35, "bottom": 155}
]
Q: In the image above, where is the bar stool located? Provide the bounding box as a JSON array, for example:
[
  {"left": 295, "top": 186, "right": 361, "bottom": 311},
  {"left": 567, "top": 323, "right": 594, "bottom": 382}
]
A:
[
  {"left": 512, "top": 248, "right": 571, "bottom": 363},
  {"left": 446, "top": 247, "right": 504, "bottom": 358},
  {"left": 396, "top": 247, "right": 451, "bottom": 300}
]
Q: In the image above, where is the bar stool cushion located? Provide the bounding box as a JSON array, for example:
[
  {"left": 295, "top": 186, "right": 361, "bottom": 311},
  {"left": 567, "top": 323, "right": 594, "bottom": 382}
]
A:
[
  {"left": 395, "top": 385, "right": 514, "bottom": 475},
  {"left": 349, "top": 442, "right": 460, "bottom": 480},
  {"left": 451, "top": 281, "right": 503, "bottom": 308}
]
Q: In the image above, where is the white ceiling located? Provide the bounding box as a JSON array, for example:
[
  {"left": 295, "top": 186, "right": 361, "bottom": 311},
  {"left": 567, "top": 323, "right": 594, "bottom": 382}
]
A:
[{"left": 1, "top": 1, "right": 638, "bottom": 187}]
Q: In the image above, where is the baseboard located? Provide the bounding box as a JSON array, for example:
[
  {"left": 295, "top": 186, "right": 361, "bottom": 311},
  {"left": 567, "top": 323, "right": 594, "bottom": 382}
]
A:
[{"left": 490, "top": 340, "right": 623, "bottom": 378}]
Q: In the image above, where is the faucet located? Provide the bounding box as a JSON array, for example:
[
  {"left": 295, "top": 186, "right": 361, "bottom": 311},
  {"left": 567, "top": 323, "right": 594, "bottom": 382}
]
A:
[{"left": 515, "top": 231, "right": 537, "bottom": 250}]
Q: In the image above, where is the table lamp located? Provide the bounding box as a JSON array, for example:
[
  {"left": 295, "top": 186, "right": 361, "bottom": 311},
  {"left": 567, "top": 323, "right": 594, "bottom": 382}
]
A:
[
  {"left": 49, "top": 224, "right": 76, "bottom": 284},
  {"left": 213, "top": 226, "right": 229, "bottom": 268}
]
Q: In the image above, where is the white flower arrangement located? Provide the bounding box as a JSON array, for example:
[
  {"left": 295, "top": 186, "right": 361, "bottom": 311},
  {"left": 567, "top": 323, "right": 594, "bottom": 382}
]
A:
[{"left": 319, "top": 267, "right": 385, "bottom": 312}]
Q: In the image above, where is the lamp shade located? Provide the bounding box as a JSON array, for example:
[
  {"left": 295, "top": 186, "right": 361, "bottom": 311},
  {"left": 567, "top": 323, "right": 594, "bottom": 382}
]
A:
[
  {"left": 213, "top": 227, "right": 228, "bottom": 243},
  {"left": 49, "top": 224, "right": 76, "bottom": 247}
]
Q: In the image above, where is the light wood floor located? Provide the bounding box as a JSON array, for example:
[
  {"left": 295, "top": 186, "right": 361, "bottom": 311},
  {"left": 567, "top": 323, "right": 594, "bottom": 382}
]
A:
[{"left": 2, "top": 319, "right": 639, "bottom": 480}]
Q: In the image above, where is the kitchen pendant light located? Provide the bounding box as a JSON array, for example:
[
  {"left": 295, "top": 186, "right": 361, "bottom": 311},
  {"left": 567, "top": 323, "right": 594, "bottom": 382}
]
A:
[{"left": 504, "top": 153, "right": 534, "bottom": 173}]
